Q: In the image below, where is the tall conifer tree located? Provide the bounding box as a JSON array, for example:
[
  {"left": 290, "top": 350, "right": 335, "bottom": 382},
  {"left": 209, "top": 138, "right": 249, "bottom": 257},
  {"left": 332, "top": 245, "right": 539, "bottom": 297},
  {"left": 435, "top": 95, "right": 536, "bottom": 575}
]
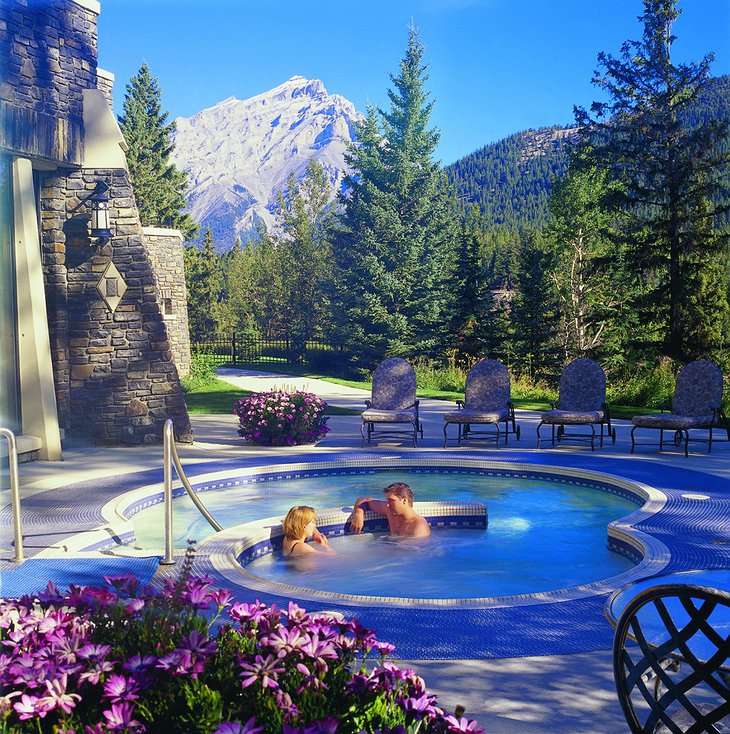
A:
[
  {"left": 332, "top": 26, "right": 457, "bottom": 367},
  {"left": 575, "top": 0, "right": 730, "bottom": 363},
  {"left": 119, "top": 63, "right": 198, "bottom": 239}
]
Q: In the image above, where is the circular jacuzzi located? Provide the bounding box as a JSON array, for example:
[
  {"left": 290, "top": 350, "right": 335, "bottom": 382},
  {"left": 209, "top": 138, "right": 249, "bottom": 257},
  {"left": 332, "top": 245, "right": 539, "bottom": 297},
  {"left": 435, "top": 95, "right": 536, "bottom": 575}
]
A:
[{"left": 105, "top": 457, "right": 670, "bottom": 610}]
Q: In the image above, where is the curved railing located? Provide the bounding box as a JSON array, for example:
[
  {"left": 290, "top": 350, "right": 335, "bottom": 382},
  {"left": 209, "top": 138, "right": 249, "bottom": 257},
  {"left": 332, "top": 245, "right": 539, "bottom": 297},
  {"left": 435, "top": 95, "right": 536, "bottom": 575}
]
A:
[
  {"left": 162, "top": 419, "right": 222, "bottom": 565},
  {"left": 0, "top": 427, "right": 26, "bottom": 562}
]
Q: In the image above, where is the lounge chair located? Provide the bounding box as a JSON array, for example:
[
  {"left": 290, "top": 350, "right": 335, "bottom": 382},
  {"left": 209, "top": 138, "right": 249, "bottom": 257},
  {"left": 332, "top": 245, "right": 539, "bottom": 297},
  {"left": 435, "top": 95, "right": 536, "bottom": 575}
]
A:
[
  {"left": 536, "top": 357, "right": 615, "bottom": 451},
  {"left": 612, "top": 582, "right": 730, "bottom": 733},
  {"left": 630, "top": 359, "right": 724, "bottom": 457},
  {"left": 360, "top": 357, "right": 423, "bottom": 447},
  {"left": 443, "top": 358, "right": 520, "bottom": 448}
]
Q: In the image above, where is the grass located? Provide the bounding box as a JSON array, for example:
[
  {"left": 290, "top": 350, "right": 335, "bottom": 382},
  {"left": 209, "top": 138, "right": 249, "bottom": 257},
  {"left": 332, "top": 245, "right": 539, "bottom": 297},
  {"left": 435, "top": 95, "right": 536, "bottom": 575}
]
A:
[
  {"left": 183, "top": 377, "right": 360, "bottom": 415},
  {"left": 186, "top": 369, "right": 657, "bottom": 420}
]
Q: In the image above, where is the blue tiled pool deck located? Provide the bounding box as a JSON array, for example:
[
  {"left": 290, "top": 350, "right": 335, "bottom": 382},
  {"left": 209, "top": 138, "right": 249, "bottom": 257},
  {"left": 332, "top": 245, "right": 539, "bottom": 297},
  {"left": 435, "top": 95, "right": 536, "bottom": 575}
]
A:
[
  {"left": 3, "top": 428, "right": 728, "bottom": 661},
  {"left": 2, "top": 373, "right": 729, "bottom": 733}
]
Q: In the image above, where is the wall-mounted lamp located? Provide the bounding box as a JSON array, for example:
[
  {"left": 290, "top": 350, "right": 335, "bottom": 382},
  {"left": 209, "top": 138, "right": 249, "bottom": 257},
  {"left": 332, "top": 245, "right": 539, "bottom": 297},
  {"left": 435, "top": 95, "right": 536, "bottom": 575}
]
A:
[{"left": 89, "top": 181, "right": 112, "bottom": 244}]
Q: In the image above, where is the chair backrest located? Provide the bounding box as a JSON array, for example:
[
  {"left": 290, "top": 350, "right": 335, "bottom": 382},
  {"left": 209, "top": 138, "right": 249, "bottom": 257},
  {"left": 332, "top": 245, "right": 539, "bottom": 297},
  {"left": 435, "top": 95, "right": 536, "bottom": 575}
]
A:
[
  {"left": 557, "top": 358, "right": 606, "bottom": 412},
  {"left": 613, "top": 583, "right": 730, "bottom": 734},
  {"left": 464, "top": 359, "right": 510, "bottom": 411},
  {"left": 370, "top": 357, "right": 417, "bottom": 410},
  {"left": 672, "top": 360, "right": 724, "bottom": 417}
]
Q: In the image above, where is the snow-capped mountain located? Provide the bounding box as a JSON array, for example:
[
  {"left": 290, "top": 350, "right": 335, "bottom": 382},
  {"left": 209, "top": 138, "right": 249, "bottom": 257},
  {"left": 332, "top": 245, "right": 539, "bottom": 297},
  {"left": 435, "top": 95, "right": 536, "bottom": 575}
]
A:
[{"left": 170, "top": 76, "right": 361, "bottom": 246}]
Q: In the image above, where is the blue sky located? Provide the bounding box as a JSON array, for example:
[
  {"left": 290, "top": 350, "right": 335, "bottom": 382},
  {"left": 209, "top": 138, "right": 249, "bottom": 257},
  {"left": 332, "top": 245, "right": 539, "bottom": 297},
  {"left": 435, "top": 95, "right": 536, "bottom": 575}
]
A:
[{"left": 98, "top": 0, "right": 730, "bottom": 165}]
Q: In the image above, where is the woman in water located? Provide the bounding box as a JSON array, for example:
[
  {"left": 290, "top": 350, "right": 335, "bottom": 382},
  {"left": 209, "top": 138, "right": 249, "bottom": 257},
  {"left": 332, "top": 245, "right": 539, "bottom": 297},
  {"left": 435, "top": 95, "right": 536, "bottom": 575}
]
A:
[{"left": 282, "top": 505, "right": 332, "bottom": 557}]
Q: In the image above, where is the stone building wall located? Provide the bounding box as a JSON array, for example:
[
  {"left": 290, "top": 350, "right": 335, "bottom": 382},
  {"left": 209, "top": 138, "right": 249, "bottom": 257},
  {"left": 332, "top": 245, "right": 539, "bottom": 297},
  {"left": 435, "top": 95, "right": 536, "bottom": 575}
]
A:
[
  {"left": 143, "top": 227, "right": 192, "bottom": 378},
  {"left": 2, "top": 0, "right": 194, "bottom": 447},
  {"left": 0, "top": 0, "right": 98, "bottom": 165},
  {"left": 41, "top": 167, "right": 193, "bottom": 444}
]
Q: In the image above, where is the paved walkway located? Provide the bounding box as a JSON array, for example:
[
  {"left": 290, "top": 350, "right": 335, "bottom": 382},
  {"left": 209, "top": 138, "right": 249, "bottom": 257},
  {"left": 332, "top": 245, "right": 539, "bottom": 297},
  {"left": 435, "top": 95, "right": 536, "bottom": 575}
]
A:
[{"left": 1, "top": 367, "right": 729, "bottom": 733}]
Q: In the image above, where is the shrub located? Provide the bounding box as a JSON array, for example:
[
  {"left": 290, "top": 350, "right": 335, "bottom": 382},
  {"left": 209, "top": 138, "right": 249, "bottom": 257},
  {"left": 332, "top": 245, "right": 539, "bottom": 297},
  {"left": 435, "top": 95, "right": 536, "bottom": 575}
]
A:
[
  {"left": 233, "top": 390, "right": 330, "bottom": 446},
  {"left": 412, "top": 357, "right": 468, "bottom": 393},
  {"left": 0, "top": 572, "right": 482, "bottom": 734},
  {"left": 182, "top": 352, "right": 219, "bottom": 391}
]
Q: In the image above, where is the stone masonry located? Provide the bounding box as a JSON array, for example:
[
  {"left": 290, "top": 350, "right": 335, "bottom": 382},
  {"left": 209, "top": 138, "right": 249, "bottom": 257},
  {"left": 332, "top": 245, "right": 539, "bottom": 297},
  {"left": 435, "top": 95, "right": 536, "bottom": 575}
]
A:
[
  {"left": 41, "top": 167, "right": 193, "bottom": 444},
  {"left": 144, "top": 227, "right": 192, "bottom": 378},
  {"left": 3, "top": 0, "right": 193, "bottom": 445}
]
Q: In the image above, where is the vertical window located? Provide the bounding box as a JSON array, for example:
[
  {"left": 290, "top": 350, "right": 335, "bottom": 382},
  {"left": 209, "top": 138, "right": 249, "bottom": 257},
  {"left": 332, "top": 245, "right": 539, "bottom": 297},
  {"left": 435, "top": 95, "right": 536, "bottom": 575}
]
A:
[{"left": 0, "top": 155, "right": 21, "bottom": 431}]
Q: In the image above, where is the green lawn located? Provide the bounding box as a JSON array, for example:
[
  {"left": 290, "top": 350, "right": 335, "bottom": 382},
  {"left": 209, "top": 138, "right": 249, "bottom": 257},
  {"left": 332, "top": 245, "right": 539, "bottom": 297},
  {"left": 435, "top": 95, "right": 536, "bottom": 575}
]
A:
[
  {"left": 184, "top": 373, "right": 655, "bottom": 420},
  {"left": 183, "top": 377, "right": 360, "bottom": 415}
]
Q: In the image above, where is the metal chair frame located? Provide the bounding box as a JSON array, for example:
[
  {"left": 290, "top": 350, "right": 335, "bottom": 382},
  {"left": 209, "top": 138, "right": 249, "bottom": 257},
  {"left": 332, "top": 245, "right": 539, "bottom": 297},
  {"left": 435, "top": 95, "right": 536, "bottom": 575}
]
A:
[
  {"left": 613, "top": 583, "right": 730, "bottom": 734},
  {"left": 443, "top": 399, "right": 520, "bottom": 448},
  {"left": 361, "top": 399, "right": 423, "bottom": 447}
]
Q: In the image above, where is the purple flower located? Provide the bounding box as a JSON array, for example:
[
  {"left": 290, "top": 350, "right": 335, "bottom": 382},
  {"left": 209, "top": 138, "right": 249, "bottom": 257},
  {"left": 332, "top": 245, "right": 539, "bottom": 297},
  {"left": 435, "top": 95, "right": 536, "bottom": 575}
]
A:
[
  {"left": 213, "top": 719, "right": 264, "bottom": 734},
  {"left": 102, "top": 702, "right": 143, "bottom": 731},
  {"left": 103, "top": 674, "right": 140, "bottom": 702},
  {"left": 444, "top": 715, "right": 484, "bottom": 734},
  {"left": 40, "top": 674, "right": 82, "bottom": 714},
  {"left": 397, "top": 692, "right": 439, "bottom": 719},
  {"left": 239, "top": 654, "right": 285, "bottom": 690},
  {"left": 14, "top": 693, "right": 52, "bottom": 720},
  {"left": 103, "top": 574, "right": 141, "bottom": 597}
]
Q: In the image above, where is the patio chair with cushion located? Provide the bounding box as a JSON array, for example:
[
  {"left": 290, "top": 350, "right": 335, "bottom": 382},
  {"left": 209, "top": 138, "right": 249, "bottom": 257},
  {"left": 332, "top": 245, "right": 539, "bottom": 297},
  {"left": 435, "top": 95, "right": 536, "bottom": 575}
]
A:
[
  {"left": 442, "top": 358, "right": 520, "bottom": 448},
  {"left": 360, "top": 357, "right": 423, "bottom": 447},
  {"left": 630, "top": 359, "right": 724, "bottom": 457},
  {"left": 612, "top": 583, "right": 730, "bottom": 734},
  {"left": 536, "top": 357, "right": 616, "bottom": 451}
]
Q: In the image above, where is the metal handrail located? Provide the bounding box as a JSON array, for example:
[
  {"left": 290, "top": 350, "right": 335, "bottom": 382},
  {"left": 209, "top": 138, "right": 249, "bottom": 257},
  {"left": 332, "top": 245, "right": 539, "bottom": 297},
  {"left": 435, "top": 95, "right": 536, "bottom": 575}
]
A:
[
  {"left": 0, "top": 427, "right": 26, "bottom": 562},
  {"left": 162, "top": 419, "right": 222, "bottom": 565}
]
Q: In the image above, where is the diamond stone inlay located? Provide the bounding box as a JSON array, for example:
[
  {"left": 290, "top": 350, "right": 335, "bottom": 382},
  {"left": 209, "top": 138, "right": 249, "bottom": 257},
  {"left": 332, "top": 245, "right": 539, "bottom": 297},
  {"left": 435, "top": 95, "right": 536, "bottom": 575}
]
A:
[{"left": 95, "top": 261, "right": 127, "bottom": 312}]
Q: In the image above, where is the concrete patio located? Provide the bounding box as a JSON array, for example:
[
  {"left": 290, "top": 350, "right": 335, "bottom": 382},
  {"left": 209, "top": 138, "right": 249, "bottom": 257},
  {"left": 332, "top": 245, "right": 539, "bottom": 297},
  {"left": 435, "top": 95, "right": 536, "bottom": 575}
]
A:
[{"left": 2, "top": 367, "right": 729, "bottom": 733}]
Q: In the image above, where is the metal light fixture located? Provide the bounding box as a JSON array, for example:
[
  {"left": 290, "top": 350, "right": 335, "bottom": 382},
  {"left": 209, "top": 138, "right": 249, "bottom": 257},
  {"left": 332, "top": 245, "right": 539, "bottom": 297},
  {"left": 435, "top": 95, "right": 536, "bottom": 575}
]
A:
[{"left": 89, "top": 181, "right": 112, "bottom": 244}]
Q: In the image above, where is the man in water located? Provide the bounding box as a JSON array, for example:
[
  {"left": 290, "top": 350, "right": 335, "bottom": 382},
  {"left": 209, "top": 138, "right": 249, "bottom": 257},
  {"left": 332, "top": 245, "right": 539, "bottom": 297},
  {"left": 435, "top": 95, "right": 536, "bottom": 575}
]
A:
[{"left": 350, "top": 482, "right": 430, "bottom": 537}]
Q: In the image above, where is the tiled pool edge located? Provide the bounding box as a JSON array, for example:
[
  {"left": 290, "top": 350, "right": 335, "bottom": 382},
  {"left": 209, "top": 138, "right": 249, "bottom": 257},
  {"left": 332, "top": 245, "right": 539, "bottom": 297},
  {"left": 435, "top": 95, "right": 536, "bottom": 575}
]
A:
[{"left": 89, "top": 457, "right": 675, "bottom": 610}]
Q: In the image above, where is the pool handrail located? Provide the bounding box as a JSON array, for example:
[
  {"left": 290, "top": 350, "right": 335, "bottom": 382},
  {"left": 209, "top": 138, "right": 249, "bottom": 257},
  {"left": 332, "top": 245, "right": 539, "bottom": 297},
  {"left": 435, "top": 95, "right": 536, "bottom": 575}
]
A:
[
  {"left": 162, "top": 419, "right": 222, "bottom": 565},
  {"left": 0, "top": 426, "right": 26, "bottom": 562}
]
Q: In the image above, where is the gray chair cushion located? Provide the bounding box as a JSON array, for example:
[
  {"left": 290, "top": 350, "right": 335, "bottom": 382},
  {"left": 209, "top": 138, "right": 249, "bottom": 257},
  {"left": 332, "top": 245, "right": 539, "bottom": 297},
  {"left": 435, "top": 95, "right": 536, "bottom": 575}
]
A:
[
  {"left": 631, "top": 413, "right": 715, "bottom": 430},
  {"left": 541, "top": 409, "right": 604, "bottom": 425},
  {"left": 367, "top": 357, "right": 417, "bottom": 411},
  {"left": 362, "top": 408, "right": 417, "bottom": 423},
  {"left": 556, "top": 358, "right": 606, "bottom": 412},
  {"left": 443, "top": 408, "right": 509, "bottom": 424}
]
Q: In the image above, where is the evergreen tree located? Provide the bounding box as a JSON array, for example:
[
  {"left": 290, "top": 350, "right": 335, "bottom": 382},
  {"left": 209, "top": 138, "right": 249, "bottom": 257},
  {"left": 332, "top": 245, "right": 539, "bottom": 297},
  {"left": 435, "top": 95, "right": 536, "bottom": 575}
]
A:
[
  {"left": 276, "top": 160, "right": 336, "bottom": 360},
  {"left": 575, "top": 0, "right": 730, "bottom": 364},
  {"left": 332, "top": 26, "right": 458, "bottom": 367},
  {"left": 546, "top": 149, "right": 626, "bottom": 363},
  {"left": 450, "top": 207, "right": 492, "bottom": 359},
  {"left": 509, "top": 231, "right": 560, "bottom": 377},
  {"left": 184, "top": 227, "right": 221, "bottom": 341},
  {"left": 119, "top": 63, "right": 198, "bottom": 239}
]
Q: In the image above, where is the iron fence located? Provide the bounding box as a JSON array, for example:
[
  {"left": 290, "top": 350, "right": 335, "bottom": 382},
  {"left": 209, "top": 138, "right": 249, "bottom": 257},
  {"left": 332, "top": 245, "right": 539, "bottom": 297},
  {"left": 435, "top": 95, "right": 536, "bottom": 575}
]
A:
[{"left": 191, "top": 334, "right": 346, "bottom": 367}]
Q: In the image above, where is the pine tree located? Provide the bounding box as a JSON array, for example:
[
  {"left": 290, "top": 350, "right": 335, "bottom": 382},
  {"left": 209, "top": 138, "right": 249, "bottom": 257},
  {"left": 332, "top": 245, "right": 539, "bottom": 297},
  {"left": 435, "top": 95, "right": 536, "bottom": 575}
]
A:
[
  {"left": 575, "top": 0, "right": 730, "bottom": 364},
  {"left": 275, "top": 160, "right": 335, "bottom": 360},
  {"left": 546, "top": 149, "right": 626, "bottom": 363},
  {"left": 184, "top": 227, "right": 221, "bottom": 341},
  {"left": 119, "top": 63, "right": 198, "bottom": 239},
  {"left": 332, "top": 26, "right": 458, "bottom": 367}
]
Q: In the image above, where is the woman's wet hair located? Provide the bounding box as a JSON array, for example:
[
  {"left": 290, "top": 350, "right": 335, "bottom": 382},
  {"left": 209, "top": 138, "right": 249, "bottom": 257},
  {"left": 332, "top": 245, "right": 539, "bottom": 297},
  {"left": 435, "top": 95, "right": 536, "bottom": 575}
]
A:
[
  {"left": 283, "top": 505, "right": 316, "bottom": 539},
  {"left": 383, "top": 482, "right": 414, "bottom": 506}
]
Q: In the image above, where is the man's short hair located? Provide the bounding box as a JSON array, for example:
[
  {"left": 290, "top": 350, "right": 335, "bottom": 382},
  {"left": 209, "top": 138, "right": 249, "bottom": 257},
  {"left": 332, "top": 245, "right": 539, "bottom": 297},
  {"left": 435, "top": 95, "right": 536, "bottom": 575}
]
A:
[{"left": 383, "top": 482, "right": 414, "bottom": 506}]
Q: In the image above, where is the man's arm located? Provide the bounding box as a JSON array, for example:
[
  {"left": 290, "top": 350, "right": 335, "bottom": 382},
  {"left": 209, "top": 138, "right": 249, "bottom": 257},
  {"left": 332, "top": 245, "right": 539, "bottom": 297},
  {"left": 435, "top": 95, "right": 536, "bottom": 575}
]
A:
[{"left": 350, "top": 496, "right": 388, "bottom": 533}]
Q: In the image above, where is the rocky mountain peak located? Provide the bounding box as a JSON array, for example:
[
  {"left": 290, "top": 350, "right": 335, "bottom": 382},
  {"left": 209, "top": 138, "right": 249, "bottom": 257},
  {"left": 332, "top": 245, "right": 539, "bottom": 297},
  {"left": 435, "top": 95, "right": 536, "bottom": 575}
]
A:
[{"left": 171, "top": 76, "right": 362, "bottom": 246}]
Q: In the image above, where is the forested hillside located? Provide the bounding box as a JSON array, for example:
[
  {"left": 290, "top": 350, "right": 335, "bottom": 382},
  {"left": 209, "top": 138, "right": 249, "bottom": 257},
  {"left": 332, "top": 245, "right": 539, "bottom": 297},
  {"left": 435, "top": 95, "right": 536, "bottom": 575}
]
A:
[
  {"left": 446, "top": 74, "right": 730, "bottom": 231},
  {"left": 445, "top": 126, "right": 575, "bottom": 229}
]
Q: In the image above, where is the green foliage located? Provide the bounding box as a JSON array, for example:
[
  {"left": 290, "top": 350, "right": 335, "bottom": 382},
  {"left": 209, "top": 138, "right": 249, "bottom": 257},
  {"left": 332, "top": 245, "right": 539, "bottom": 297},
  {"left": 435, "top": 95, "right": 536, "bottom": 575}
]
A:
[
  {"left": 446, "top": 126, "right": 573, "bottom": 229},
  {"left": 119, "top": 63, "right": 198, "bottom": 239},
  {"left": 181, "top": 351, "right": 218, "bottom": 391},
  {"left": 332, "top": 26, "right": 458, "bottom": 367},
  {"left": 574, "top": 0, "right": 730, "bottom": 363},
  {"left": 185, "top": 227, "right": 224, "bottom": 340}
]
